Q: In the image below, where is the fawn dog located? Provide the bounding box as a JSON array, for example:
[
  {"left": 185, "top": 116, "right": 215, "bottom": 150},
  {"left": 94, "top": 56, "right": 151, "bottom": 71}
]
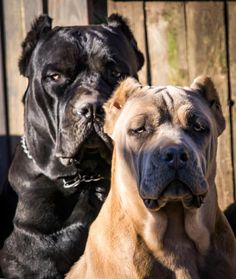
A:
[{"left": 67, "top": 77, "right": 236, "bottom": 279}]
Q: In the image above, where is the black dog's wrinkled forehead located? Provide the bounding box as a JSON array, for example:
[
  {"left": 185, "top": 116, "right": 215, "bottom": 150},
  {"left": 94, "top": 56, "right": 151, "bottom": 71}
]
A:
[
  {"left": 33, "top": 24, "right": 138, "bottom": 77},
  {"left": 19, "top": 14, "right": 144, "bottom": 79}
]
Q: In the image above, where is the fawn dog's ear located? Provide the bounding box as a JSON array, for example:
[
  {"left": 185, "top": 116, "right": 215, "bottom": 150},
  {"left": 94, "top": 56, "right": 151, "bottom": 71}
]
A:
[
  {"left": 191, "top": 75, "right": 225, "bottom": 136},
  {"left": 19, "top": 15, "right": 52, "bottom": 77},
  {"left": 104, "top": 77, "right": 141, "bottom": 136}
]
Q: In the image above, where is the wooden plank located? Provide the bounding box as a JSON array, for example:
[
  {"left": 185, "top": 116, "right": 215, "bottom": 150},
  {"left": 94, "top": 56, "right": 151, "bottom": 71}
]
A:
[
  {"left": 0, "top": 17, "right": 9, "bottom": 193},
  {"left": 48, "top": 0, "right": 89, "bottom": 27},
  {"left": 108, "top": 0, "right": 147, "bottom": 84},
  {"left": 3, "top": 0, "right": 43, "bottom": 138},
  {"left": 145, "top": 1, "right": 189, "bottom": 86},
  {"left": 0, "top": 21, "right": 6, "bottom": 136},
  {"left": 228, "top": 1, "right": 236, "bottom": 200},
  {"left": 186, "top": 1, "right": 234, "bottom": 209}
]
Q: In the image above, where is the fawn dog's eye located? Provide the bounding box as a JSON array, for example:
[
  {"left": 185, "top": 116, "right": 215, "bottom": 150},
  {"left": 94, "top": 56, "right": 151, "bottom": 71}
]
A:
[{"left": 193, "top": 120, "right": 208, "bottom": 133}]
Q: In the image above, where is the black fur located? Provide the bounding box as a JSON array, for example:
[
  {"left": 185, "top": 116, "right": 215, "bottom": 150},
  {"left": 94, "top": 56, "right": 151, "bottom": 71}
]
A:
[
  {"left": 107, "top": 13, "right": 144, "bottom": 71},
  {"left": 0, "top": 183, "right": 17, "bottom": 249},
  {"left": 0, "top": 14, "right": 144, "bottom": 278},
  {"left": 19, "top": 15, "right": 52, "bottom": 77},
  {"left": 224, "top": 202, "right": 236, "bottom": 237}
]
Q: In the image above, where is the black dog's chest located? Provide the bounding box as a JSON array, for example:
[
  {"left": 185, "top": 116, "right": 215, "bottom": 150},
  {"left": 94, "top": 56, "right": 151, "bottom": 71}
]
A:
[{"left": 15, "top": 179, "right": 107, "bottom": 235}]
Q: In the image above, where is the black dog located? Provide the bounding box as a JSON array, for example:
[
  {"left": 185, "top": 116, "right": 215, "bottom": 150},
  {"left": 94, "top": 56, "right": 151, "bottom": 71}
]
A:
[{"left": 0, "top": 14, "right": 144, "bottom": 278}]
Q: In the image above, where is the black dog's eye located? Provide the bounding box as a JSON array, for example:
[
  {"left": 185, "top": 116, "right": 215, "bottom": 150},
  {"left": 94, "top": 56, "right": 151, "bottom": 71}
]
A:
[
  {"left": 48, "top": 73, "right": 62, "bottom": 82},
  {"left": 111, "top": 70, "right": 122, "bottom": 79},
  {"left": 45, "top": 72, "right": 72, "bottom": 86}
]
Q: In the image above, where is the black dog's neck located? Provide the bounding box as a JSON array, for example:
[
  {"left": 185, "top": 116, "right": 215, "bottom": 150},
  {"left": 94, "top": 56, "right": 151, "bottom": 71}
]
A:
[
  {"left": 10, "top": 144, "right": 110, "bottom": 234},
  {"left": 20, "top": 135, "right": 109, "bottom": 190}
]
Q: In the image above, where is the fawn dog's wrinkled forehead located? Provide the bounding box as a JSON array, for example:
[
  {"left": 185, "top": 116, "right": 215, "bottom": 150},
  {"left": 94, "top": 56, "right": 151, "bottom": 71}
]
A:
[
  {"left": 104, "top": 76, "right": 225, "bottom": 146},
  {"left": 113, "top": 84, "right": 214, "bottom": 136}
]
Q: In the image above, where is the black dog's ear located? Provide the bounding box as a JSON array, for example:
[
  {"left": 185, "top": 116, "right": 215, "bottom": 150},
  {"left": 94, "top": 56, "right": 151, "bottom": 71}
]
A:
[
  {"left": 108, "top": 14, "right": 144, "bottom": 71},
  {"left": 19, "top": 15, "right": 52, "bottom": 77}
]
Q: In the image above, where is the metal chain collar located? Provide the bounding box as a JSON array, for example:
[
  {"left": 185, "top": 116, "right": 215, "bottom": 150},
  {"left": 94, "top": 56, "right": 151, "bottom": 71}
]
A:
[
  {"left": 63, "top": 174, "right": 104, "bottom": 188},
  {"left": 21, "top": 135, "right": 36, "bottom": 163},
  {"left": 21, "top": 135, "right": 104, "bottom": 189}
]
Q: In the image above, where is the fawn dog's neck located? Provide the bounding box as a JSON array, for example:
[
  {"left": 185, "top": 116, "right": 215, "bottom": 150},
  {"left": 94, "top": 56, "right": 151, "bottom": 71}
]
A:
[{"left": 95, "top": 151, "right": 206, "bottom": 279}]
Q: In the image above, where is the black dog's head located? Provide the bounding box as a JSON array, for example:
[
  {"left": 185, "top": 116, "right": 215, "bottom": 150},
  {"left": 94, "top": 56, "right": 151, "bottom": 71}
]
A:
[{"left": 19, "top": 14, "right": 144, "bottom": 181}]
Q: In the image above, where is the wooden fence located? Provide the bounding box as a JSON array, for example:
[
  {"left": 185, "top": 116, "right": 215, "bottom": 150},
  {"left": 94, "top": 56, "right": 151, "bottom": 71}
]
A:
[{"left": 0, "top": 0, "right": 235, "bottom": 210}]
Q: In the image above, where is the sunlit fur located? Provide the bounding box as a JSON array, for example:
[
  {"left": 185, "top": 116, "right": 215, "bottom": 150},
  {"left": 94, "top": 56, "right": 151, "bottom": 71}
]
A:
[{"left": 67, "top": 77, "right": 236, "bottom": 279}]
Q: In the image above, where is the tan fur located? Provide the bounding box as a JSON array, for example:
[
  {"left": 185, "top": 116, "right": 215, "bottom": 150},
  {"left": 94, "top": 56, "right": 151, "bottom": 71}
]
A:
[
  {"left": 67, "top": 77, "right": 236, "bottom": 279},
  {"left": 103, "top": 77, "right": 142, "bottom": 136}
]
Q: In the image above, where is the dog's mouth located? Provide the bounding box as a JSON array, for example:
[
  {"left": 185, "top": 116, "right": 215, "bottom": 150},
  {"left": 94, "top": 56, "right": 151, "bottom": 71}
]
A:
[
  {"left": 142, "top": 180, "right": 206, "bottom": 212},
  {"left": 59, "top": 136, "right": 108, "bottom": 164},
  {"left": 58, "top": 128, "right": 112, "bottom": 165},
  {"left": 58, "top": 130, "right": 112, "bottom": 188}
]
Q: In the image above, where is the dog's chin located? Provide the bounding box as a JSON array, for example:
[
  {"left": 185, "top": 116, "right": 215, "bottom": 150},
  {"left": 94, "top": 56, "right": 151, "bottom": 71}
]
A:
[
  {"left": 58, "top": 131, "right": 112, "bottom": 180},
  {"left": 142, "top": 180, "right": 206, "bottom": 212},
  {"left": 57, "top": 119, "right": 113, "bottom": 163}
]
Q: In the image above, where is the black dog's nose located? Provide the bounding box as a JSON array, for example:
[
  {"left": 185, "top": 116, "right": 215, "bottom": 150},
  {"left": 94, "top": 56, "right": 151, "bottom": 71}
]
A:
[
  {"left": 162, "top": 145, "right": 189, "bottom": 169},
  {"left": 77, "top": 103, "right": 93, "bottom": 119},
  {"left": 77, "top": 103, "right": 104, "bottom": 119}
]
